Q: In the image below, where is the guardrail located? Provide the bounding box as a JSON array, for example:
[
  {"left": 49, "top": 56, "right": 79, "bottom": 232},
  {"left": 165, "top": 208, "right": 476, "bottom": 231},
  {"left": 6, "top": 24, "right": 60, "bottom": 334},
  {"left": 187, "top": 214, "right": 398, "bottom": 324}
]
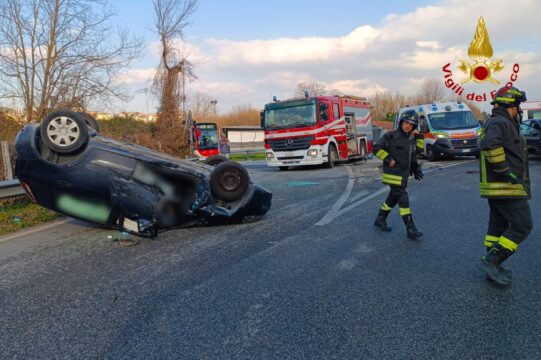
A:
[
  {"left": 0, "top": 179, "right": 25, "bottom": 200},
  {"left": 229, "top": 147, "right": 265, "bottom": 155}
]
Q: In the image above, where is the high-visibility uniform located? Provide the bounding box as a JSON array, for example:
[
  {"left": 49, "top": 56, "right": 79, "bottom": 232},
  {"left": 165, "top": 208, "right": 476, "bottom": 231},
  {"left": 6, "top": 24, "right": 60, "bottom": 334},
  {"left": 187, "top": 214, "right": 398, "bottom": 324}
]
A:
[
  {"left": 480, "top": 108, "right": 533, "bottom": 252},
  {"left": 374, "top": 127, "right": 421, "bottom": 216}
]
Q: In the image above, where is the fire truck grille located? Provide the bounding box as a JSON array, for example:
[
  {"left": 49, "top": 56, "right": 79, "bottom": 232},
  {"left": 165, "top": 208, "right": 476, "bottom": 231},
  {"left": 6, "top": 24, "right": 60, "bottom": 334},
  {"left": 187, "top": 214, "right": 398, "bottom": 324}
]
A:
[
  {"left": 268, "top": 136, "right": 314, "bottom": 151},
  {"left": 451, "top": 138, "right": 478, "bottom": 148},
  {"left": 277, "top": 156, "right": 304, "bottom": 160}
]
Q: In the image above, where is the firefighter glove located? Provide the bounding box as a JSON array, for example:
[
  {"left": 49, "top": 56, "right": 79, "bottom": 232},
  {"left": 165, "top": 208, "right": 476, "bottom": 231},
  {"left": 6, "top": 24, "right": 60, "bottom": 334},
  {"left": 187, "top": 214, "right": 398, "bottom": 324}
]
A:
[
  {"left": 413, "top": 167, "right": 424, "bottom": 181},
  {"left": 503, "top": 171, "right": 518, "bottom": 184}
]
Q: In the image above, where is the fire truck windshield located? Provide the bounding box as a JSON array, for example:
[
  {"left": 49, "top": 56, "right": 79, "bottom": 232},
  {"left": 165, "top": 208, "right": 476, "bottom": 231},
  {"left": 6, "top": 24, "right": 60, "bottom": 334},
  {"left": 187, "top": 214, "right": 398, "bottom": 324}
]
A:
[
  {"left": 427, "top": 111, "right": 479, "bottom": 130},
  {"left": 197, "top": 129, "right": 218, "bottom": 149},
  {"left": 264, "top": 103, "right": 316, "bottom": 129}
]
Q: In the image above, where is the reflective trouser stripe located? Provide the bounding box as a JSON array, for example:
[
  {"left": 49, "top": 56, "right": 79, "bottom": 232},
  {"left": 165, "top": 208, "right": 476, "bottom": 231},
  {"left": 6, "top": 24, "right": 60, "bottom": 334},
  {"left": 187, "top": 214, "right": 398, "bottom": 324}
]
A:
[
  {"left": 416, "top": 139, "right": 424, "bottom": 149},
  {"left": 484, "top": 235, "right": 499, "bottom": 248},
  {"left": 376, "top": 149, "right": 389, "bottom": 160},
  {"left": 381, "top": 202, "right": 392, "bottom": 211},
  {"left": 480, "top": 182, "right": 527, "bottom": 197},
  {"left": 382, "top": 173, "right": 403, "bottom": 186},
  {"left": 485, "top": 154, "right": 506, "bottom": 163},
  {"left": 499, "top": 236, "right": 519, "bottom": 251},
  {"left": 399, "top": 207, "right": 411, "bottom": 216},
  {"left": 483, "top": 147, "right": 504, "bottom": 157},
  {"left": 483, "top": 147, "right": 506, "bottom": 163}
]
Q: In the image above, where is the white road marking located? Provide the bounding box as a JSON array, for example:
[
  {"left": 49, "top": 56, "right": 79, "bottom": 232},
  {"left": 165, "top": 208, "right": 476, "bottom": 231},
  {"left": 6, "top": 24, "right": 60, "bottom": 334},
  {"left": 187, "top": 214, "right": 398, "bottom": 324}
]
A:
[
  {"left": 316, "top": 159, "right": 475, "bottom": 226},
  {"left": 0, "top": 219, "right": 69, "bottom": 244},
  {"left": 315, "top": 166, "right": 355, "bottom": 226}
]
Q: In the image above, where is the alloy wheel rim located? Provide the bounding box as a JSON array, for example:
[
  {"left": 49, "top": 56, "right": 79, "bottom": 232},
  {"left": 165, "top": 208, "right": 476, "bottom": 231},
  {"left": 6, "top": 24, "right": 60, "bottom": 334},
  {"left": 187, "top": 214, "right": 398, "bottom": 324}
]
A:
[{"left": 46, "top": 116, "right": 80, "bottom": 147}]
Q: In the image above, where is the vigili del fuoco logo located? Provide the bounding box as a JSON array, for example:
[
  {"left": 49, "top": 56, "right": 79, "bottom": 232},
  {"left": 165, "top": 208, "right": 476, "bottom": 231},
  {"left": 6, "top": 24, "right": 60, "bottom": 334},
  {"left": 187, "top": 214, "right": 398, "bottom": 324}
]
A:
[{"left": 441, "top": 17, "right": 520, "bottom": 102}]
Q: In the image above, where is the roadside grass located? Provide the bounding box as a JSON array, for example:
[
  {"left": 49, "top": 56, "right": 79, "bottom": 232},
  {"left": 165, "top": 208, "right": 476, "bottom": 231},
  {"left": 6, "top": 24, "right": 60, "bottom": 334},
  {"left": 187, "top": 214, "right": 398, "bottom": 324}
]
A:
[
  {"left": 0, "top": 198, "right": 59, "bottom": 236},
  {"left": 229, "top": 152, "right": 266, "bottom": 161}
]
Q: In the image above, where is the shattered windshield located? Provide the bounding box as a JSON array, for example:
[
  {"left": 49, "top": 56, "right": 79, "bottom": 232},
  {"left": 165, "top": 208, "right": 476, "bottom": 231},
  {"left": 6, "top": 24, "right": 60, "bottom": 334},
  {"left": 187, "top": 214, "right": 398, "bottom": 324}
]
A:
[
  {"left": 264, "top": 103, "right": 316, "bottom": 129},
  {"left": 428, "top": 111, "right": 479, "bottom": 130}
]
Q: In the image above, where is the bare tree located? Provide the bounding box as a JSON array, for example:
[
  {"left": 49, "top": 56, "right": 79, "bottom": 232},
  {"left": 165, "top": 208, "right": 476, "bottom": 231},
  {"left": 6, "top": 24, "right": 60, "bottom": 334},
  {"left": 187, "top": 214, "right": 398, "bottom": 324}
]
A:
[
  {"left": 369, "top": 91, "right": 409, "bottom": 122},
  {"left": 152, "top": 0, "right": 197, "bottom": 126},
  {"left": 216, "top": 104, "right": 260, "bottom": 128},
  {"left": 152, "top": 0, "right": 197, "bottom": 156},
  {"left": 188, "top": 92, "right": 214, "bottom": 122},
  {"left": 417, "top": 78, "right": 445, "bottom": 104},
  {"left": 294, "top": 81, "right": 327, "bottom": 97},
  {"left": 0, "top": 0, "right": 142, "bottom": 123}
]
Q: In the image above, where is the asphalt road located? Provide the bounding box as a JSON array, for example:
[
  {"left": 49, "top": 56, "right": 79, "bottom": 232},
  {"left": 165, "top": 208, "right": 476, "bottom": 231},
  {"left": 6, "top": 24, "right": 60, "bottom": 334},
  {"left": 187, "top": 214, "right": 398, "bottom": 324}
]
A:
[{"left": 1, "top": 157, "right": 540, "bottom": 359}]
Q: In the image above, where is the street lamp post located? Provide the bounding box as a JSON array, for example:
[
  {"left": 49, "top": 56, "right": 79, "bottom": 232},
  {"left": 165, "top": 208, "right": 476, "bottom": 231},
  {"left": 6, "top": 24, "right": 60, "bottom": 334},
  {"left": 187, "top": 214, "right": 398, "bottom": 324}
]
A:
[{"left": 210, "top": 100, "right": 217, "bottom": 121}]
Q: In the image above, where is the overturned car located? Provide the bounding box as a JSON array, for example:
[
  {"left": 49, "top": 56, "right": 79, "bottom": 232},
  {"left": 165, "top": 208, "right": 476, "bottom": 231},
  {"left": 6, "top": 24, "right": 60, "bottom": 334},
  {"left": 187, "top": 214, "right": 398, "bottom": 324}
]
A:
[{"left": 15, "top": 110, "right": 272, "bottom": 237}]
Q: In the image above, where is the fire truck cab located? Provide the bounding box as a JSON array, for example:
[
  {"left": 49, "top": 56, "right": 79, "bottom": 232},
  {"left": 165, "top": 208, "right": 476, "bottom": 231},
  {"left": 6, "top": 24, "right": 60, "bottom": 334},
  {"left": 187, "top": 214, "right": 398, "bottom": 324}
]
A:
[
  {"left": 262, "top": 95, "right": 373, "bottom": 169},
  {"left": 190, "top": 122, "right": 220, "bottom": 160}
]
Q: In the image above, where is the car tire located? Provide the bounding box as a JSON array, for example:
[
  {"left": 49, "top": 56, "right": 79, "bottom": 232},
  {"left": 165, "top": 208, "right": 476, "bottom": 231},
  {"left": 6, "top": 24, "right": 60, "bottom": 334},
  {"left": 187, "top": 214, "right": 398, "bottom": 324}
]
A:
[
  {"left": 324, "top": 144, "right": 337, "bottom": 168},
  {"left": 40, "top": 110, "right": 89, "bottom": 154},
  {"left": 427, "top": 145, "right": 438, "bottom": 162},
  {"left": 77, "top": 112, "right": 100, "bottom": 132},
  {"left": 210, "top": 161, "right": 250, "bottom": 202},
  {"left": 203, "top": 155, "right": 229, "bottom": 167}
]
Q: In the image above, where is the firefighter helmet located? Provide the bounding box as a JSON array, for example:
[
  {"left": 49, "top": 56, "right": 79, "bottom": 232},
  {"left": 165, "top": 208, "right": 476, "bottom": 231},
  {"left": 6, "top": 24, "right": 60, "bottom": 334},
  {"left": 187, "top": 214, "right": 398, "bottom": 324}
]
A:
[
  {"left": 399, "top": 110, "right": 419, "bottom": 128},
  {"left": 491, "top": 86, "right": 527, "bottom": 107}
]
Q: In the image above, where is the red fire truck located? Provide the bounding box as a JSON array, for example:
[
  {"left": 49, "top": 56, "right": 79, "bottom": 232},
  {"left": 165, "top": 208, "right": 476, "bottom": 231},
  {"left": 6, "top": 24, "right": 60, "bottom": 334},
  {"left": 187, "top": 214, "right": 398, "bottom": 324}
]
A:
[
  {"left": 262, "top": 94, "right": 373, "bottom": 169},
  {"left": 190, "top": 122, "right": 220, "bottom": 160}
]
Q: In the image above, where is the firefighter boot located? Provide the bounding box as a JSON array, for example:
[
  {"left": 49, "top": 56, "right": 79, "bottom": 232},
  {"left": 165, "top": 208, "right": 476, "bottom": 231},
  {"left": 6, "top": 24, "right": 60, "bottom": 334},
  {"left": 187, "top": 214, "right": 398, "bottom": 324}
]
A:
[
  {"left": 479, "top": 243, "right": 514, "bottom": 286},
  {"left": 374, "top": 210, "right": 392, "bottom": 232},
  {"left": 485, "top": 247, "right": 512, "bottom": 282},
  {"left": 402, "top": 214, "right": 423, "bottom": 240}
]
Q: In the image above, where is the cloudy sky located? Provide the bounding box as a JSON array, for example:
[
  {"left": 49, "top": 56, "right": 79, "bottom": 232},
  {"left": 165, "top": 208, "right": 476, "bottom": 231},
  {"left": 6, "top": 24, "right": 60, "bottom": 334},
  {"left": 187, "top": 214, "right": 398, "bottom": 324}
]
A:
[{"left": 113, "top": 0, "right": 541, "bottom": 114}]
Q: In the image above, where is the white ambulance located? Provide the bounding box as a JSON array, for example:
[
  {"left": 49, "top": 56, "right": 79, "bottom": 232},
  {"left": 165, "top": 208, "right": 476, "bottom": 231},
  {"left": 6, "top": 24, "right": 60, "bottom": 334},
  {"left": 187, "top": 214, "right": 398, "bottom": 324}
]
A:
[
  {"left": 396, "top": 102, "right": 482, "bottom": 161},
  {"left": 521, "top": 100, "right": 541, "bottom": 121}
]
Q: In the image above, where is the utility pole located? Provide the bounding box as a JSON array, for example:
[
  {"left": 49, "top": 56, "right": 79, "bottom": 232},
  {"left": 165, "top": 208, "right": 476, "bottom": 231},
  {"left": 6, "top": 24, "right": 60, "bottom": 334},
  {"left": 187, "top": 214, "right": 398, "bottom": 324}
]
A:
[{"left": 210, "top": 99, "right": 217, "bottom": 122}]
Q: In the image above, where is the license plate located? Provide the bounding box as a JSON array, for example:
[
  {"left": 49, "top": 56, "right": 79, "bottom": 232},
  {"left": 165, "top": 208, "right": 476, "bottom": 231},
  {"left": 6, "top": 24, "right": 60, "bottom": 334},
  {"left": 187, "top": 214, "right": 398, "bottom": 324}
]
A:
[{"left": 462, "top": 148, "right": 471, "bottom": 153}]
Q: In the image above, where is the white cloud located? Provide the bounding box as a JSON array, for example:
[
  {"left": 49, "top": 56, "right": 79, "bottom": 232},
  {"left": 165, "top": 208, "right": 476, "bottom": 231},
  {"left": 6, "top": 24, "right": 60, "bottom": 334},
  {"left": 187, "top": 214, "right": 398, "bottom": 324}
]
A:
[
  {"left": 206, "top": 25, "right": 379, "bottom": 65},
  {"left": 328, "top": 80, "right": 386, "bottom": 98},
  {"left": 190, "top": 81, "right": 250, "bottom": 95},
  {"left": 416, "top": 41, "right": 441, "bottom": 50},
  {"left": 254, "top": 71, "right": 312, "bottom": 89},
  {"left": 122, "top": 0, "right": 541, "bottom": 113},
  {"left": 119, "top": 68, "right": 155, "bottom": 85}
]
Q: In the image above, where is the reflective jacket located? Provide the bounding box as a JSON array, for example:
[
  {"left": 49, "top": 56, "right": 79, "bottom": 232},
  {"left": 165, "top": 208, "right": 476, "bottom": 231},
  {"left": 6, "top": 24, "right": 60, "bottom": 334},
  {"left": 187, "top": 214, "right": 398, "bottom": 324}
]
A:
[
  {"left": 374, "top": 128, "right": 420, "bottom": 188},
  {"left": 479, "top": 108, "right": 531, "bottom": 199}
]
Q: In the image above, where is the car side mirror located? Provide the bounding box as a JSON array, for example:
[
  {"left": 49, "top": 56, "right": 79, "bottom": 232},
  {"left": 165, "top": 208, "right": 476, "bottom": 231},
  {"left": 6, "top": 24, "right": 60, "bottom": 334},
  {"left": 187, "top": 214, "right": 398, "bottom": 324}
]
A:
[{"left": 260, "top": 110, "right": 265, "bottom": 128}]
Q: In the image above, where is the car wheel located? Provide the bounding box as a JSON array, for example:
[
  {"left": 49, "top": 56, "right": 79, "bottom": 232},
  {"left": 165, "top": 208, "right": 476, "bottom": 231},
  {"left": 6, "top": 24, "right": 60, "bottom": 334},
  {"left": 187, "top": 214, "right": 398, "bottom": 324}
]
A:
[
  {"left": 203, "top": 155, "right": 229, "bottom": 167},
  {"left": 210, "top": 161, "right": 250, "bottom": 202},
  {"left": 40, "top": 110, "right": 89, "bottom": 154},
  {"left": 427, "top": 145, "right": 438, "bottom": 162},
  {"left": 324, "top": 144, "right": 337, "bottom": 168},
  {"left": 279, "top": 166, "right": 289, "bottom": 171},
  {"left": 77, "top": 112, "right": 100, "bottom": 132}
]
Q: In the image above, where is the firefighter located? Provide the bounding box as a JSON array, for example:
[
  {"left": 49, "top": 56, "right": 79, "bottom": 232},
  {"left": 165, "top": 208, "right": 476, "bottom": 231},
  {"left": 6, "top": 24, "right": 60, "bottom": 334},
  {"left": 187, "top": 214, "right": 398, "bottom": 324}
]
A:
[
  {"left": 373, "top": 110, "right": 424, "bottom": 240},
  {"left": 478, "top": 86, "right": 533, "bottom": 286}
]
